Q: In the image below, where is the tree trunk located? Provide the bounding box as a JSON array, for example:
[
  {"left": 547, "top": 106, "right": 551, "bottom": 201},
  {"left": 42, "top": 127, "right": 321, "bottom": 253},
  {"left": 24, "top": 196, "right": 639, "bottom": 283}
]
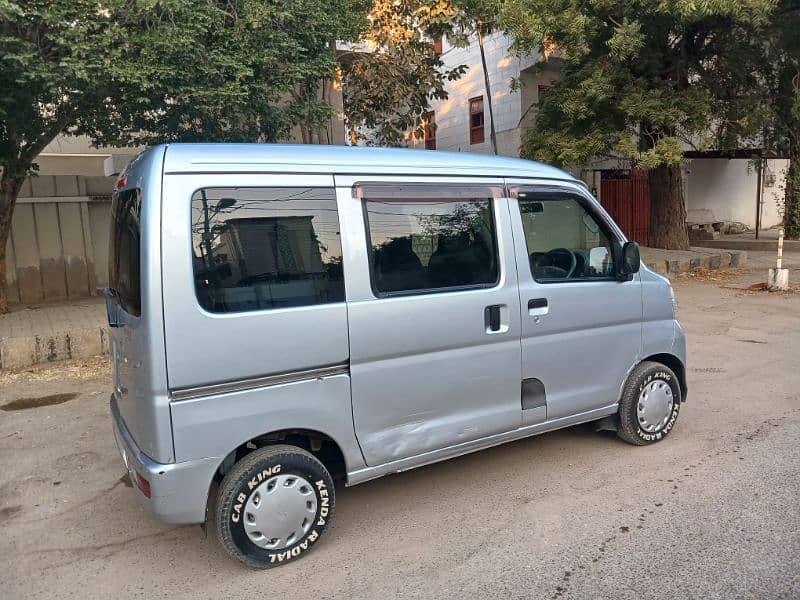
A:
[
  {"left": 648, "top": 164, "right": 690, "bottom": 250},
  {"left": 784, "top": 134, "right": 800, "bottom": 239},
  {"left": 299, "top": 124, "right": 310, "bottom": 145},
  {"left": 476, "top": 29, "right": 498, "bottom": 155},
  {"left": 0, "top": 171, "right": 25, "bottom": 313}
]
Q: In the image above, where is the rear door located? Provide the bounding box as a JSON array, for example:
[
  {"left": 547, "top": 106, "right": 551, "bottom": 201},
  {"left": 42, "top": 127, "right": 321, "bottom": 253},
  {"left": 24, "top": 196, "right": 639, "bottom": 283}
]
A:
[
  {"left": 508, "top": 182, "right": 642, "bottom": 422},
  {"left": 107, "top": 147, "right": 173, "bottom": 463},
  {"left": 337, "top": 177, "right": 522, "bottom": 466}
]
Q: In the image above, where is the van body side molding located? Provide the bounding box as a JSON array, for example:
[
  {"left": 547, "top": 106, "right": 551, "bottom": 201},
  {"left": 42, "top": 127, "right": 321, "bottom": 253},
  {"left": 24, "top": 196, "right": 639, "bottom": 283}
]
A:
[{"left": 169, "top": 363, "right": 350, "bottom": 401}]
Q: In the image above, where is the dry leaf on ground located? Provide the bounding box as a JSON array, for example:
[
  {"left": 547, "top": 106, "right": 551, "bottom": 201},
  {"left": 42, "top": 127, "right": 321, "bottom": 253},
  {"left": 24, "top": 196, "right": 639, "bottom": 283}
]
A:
[{"left": 0, "top": 355, "right": 110, "bottom": 385}]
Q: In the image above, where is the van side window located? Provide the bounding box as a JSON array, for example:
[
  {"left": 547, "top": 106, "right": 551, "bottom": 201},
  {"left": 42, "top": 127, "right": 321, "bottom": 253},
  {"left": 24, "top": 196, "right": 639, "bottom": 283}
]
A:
[
  {"left": 191, "top": 187, "right": 344, "bottom": 313},
  {"left": 518, "top": 195, "right": 615, "bottom": 282},
  {"left": 109, "top": 188, "right": 142, "bottom": 317},
  {"left": 363, "top": 193, "right": 499, "bottom": 296}
]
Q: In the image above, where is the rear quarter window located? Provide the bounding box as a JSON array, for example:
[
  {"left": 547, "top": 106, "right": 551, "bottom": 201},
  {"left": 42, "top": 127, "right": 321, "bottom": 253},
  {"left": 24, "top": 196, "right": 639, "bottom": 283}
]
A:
[{"left": 191, "top": 187, "right": 345, "bottom": 313}]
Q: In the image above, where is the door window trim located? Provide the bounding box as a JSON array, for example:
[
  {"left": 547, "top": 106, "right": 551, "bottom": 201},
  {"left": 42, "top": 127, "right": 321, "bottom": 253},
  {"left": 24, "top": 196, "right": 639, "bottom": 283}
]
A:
[
  {"left": 510, "top": 187, "right": 624, "bottom": 284},
  {"left": 352, "top": 182, "right": 504, "bottom": 199}
]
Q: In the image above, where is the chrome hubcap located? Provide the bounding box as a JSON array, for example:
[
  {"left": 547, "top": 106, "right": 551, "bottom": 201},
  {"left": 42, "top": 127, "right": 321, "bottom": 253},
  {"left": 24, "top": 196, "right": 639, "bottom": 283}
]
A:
[
  {"left": 637, "top": 380, "right": 674, "bottom": 433},
  {"left": 243, "top": 474, "right": 317, "bottom": 550}
]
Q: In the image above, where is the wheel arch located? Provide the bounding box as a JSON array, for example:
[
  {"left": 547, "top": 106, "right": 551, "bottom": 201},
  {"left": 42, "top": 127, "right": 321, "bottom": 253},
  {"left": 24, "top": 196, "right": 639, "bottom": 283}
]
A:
[
  {"left": 211, "top": 428, "right": 348, "bottom": 491},
  {"left": 641, "top": 353, "right": 687, "bottom": 401}
]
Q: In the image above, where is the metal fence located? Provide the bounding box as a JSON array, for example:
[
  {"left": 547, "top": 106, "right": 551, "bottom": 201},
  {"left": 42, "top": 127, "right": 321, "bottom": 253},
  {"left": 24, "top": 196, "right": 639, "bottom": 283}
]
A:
[
  {"left": 4, "top": 175, "right": 113, "bottom": 306},
  {"left": 600, "top": 170, "right": 651, "bottom": 246}
]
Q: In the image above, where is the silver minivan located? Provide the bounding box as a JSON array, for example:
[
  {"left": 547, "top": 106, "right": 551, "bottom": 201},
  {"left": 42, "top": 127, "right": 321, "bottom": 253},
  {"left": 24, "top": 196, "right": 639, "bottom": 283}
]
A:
[{"left": 107, "top": 144, "right": 686, "bottom": 568}]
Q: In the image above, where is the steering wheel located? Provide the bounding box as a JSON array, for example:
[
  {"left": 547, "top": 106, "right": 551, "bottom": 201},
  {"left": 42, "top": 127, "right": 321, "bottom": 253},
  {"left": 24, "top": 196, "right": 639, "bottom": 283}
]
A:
[{"left": 545, "top": 248, "right": 577, "bottom": 278}]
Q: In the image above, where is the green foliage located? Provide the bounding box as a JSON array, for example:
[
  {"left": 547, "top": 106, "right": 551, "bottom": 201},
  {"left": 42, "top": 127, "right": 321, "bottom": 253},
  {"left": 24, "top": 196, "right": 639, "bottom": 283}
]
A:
[
  {"left": 0, "top": 0, "right": 368, "bottom": 176},
  {"left": 447, "top": 0, "right": 500, "bottom": 40},
  {"left": 751, "top": 1, "right": 800, "bottom": 237},
  {"left": 341, "top": 0, "right": 466, "bottom": 145},
  {"left": 606, "top": 18, "right": 644, "bottom": 62},
  {"left": 500, "top": 0, "right": 777, "bottom": 168},
  {"left": 786, "top": 161, "right": 800, "bottom": 238}
]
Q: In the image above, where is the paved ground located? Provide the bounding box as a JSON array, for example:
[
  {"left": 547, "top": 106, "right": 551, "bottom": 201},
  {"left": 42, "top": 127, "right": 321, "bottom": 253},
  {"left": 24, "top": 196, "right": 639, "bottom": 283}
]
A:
[{"left": 1, "top": 251, "right": 798, "bottom": 599}]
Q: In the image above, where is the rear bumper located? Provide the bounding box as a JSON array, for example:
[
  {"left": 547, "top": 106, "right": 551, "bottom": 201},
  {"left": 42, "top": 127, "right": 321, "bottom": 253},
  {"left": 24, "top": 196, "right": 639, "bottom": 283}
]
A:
[{"left": 111, "top": 395, "right": 219, "bottom": 524}]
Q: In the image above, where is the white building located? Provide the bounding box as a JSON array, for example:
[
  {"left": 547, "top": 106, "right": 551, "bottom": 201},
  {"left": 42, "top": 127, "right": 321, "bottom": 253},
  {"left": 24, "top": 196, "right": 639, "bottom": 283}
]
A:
[
  {"left": 684, "top": 154, "right": 786, "bottom": 231},
  {"left": 406, "top": 33, "right": 555, "bottom": 158}
]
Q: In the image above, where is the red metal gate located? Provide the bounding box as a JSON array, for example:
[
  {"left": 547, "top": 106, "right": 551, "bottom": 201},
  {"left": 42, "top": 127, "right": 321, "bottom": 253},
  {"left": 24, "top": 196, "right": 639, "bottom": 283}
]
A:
[{"left": 599, "top": 170, "right": 650, "bottom": 246}]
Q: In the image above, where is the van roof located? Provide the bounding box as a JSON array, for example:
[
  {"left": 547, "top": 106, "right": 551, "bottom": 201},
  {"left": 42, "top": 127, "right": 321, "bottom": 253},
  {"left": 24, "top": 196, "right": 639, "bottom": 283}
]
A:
[{"left": 159, "top": 143, "right": 578, "bottom": 181}]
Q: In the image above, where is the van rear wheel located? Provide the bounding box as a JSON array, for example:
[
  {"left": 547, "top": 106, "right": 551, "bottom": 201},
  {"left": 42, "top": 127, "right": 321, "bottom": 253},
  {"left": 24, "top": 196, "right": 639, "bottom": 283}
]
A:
[
  {"left": 214, "top": 445, "right": 335, "bottom": 568},
  {"left": 617, "top": 361, "right": 682, "bottom": 445}
]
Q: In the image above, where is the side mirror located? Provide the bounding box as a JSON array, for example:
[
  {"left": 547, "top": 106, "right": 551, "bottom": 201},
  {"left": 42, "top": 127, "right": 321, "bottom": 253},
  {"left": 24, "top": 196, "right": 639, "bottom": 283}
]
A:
[{"left": 618, "top": 241, "right": 641, "bottom": 280}]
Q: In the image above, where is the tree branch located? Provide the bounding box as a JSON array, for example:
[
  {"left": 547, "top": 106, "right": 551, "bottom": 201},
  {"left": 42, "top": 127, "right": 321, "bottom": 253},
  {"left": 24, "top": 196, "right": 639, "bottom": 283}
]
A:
[
  {"left": 19, "top": 113, "right": 72, "bottom": 167},
  {"left": 607, "top": 15, "right": 623, "bottom": 28}
]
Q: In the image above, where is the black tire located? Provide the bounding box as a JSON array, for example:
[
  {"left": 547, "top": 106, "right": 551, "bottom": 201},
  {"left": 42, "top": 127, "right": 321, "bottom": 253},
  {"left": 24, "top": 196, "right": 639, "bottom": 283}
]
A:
[
  {"left": 214, "top": 445, "right": 335, "bottom": 569},
  {"left": 617, "top": 361, "right": 682, "bottom": 446}
]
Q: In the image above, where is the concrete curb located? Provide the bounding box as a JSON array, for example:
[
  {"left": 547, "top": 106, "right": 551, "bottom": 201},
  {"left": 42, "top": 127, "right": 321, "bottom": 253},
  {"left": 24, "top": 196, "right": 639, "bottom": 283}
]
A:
[
  {"left": 0, "top": 326, "right": 110, "bottom": 371},
  {"left": 692, "top": 239, "right": 800, "bottom": 253},
  {"left": 643, "top": 250, "right": 747, "bottom": 278}
]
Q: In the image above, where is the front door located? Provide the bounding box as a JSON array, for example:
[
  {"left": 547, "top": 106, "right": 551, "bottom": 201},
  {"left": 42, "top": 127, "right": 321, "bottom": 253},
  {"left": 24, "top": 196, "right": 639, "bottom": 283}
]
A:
[
  {"left": 508, "top": 183, "right": 642, "bottom": 423},
  {"left": 337, "top": 178, "right": 522, "bottom": 466}
]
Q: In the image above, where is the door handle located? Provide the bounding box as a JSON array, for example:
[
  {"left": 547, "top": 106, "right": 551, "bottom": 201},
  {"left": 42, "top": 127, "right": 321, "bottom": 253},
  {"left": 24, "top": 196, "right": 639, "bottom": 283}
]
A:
[
  {"left": 528, "top": 298, "right": 549, "bottom": 316},
  {"left": 485, "top": 304, "right": 507, "bottom": 333},
  {"left": 486, "top": 305, "right": 501, "bottom": 332}
]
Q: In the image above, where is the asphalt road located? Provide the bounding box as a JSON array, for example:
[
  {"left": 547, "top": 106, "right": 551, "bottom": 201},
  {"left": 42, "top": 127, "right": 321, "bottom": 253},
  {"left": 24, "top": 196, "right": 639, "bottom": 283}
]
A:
[{"left": 1, "top": 251, "right": 798, "bottom": 599}]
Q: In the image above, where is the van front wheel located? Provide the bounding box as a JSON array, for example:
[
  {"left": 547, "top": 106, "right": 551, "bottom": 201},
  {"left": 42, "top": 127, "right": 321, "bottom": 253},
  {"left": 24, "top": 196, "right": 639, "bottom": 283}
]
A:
[
  {"left": 617, "top": 361, "right": 682, "bottom": 446},
  {"left": 214, "top": 445, "right": 335, "bottom": 568}
]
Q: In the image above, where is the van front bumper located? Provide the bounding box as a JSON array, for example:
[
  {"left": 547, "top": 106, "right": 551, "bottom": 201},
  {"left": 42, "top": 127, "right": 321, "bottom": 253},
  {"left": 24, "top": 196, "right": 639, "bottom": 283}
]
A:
[{"left": 111, "top": 395, "right": 219, "bottom": 524}]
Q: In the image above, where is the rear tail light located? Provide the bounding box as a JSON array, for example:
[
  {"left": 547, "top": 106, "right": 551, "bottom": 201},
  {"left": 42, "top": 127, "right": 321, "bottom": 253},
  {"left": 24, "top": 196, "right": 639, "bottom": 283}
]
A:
[{"left": 133, "top": 469, "right": 151, "bottom": 498}]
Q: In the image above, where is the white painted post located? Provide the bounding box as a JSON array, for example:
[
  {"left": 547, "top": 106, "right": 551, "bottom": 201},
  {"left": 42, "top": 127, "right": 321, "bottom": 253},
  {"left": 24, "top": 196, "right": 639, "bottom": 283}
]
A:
[{"left": 768, "top": 228, "right": 789, "bottom": 291}]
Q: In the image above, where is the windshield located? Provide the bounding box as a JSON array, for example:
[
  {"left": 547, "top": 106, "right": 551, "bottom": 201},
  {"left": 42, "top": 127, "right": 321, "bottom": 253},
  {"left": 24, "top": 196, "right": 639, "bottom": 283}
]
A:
[{"left": 109, "top": 188, "right": 142, "bottom": 317}]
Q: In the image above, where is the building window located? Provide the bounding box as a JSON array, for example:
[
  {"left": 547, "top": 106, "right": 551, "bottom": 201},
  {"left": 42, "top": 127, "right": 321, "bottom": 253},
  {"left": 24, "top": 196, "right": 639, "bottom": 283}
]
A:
[
  {"left": 190, "top": 187, "right": 345, "bottom": 313},
  {"left": 537, "top": 84, "right": 551, "bottom": 103},
  {"left": 469, "top": 96, "right": 485, "bottom": 145},
  {"left": 423, "top": 111, "right": 436, "bottom": 150},
  {"left": 432, "top": 37, "right": 443, "bottom": 56}
]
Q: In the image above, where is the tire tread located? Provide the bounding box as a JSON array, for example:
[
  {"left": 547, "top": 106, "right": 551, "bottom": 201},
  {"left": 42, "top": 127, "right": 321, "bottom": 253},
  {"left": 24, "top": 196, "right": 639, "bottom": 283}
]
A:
[
  {"left": 617, "top": 360, "right": 681, "bottom": 446},
  {"left": 214, "top": 444, "right": 332, "bottom": 569}
]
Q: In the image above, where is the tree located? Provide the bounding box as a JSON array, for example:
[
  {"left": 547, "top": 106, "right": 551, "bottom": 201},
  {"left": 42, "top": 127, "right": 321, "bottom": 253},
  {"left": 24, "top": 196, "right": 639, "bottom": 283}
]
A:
[
  {"left": 342, "top": 0, "right": 508, "bottom": 151},
  {"left": 449, "top": 0, "right": 500, "bottom": 155},
  {"left": 501, "top": 0, "right": 774, "bottom": 249},
  {"left": 0, "top": 0, "right": 366, "bottom": 312},
  {"left": 341, "top": 0, "right": 466, "bottom": 145},
  {"left": 757, "top": 1, "right": 800, "bottom": 238}
]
